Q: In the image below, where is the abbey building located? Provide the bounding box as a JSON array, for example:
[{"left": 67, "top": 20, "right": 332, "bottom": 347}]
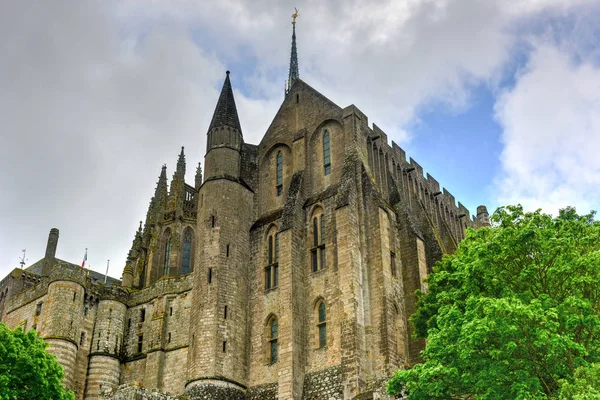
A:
[{"left": 0, "top": 21, "right": 490, "bottom": 400}]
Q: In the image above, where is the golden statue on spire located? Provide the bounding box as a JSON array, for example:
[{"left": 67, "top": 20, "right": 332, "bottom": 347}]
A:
[{"left": 292, "top": 7, "right": 299, "bottom": 25}]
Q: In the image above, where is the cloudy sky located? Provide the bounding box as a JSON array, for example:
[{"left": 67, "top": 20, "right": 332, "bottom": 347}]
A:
[{"left": 1, "top": 0, "right": 599, "bottom": 279}]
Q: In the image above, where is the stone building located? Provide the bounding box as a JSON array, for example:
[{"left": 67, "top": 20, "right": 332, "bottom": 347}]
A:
[{"left": 0, "top": 21, "right": 490, "bottom": 400}]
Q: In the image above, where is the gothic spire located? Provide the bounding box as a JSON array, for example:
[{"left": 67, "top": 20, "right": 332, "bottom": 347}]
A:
[
  {"left": 176, "top": 146, "right": 186, "bottom": 177},
  {"left": 195, "top": 162, "right": 203, "bottom": 189},
  {"left": 155, "top": 164, "right": 168, "bottom": 210},
  {"left": 288, "top": 10, "right": 299, "bottom": 90},
  {"left": 207, "top": 71, "right": 242, "bottom": 135}
]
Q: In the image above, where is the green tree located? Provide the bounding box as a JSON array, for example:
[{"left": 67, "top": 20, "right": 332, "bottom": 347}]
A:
[
  {"left": 558, "top": 363, "right": 600, "bottom": 399},
  {"left": 0, "top": 323, "right": 74, "bottom": 400},
  {"left": 388, "top": 205, "right": 600, "bottom": 399}
]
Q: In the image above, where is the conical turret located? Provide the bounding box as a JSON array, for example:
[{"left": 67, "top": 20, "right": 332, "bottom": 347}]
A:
[
  {"left": 207, "top": 71, "right": 242, "bottom": 137},
  {"left": 204, "top": 71, "right": 243, "bottom": 180}
]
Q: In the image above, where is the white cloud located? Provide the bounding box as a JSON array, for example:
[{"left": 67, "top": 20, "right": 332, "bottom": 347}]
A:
[{"left": 494, "top": 43, "right": 600, "bottom": 214}]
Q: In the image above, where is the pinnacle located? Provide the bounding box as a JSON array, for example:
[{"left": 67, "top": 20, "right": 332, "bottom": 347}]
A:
[{"left": 208, "top": 71, "right": 242, "bottom": 134}]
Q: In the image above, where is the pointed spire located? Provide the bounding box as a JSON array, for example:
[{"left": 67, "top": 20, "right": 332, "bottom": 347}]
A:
[
  {"left": 177, "top": 146, "right": 186, "bottom": 177},
  {"left": 208, "top": 71, "right": 242, "bottom": 134},
  {"left": 288, "top": 10, "right": 299, "bottom": 90},
  {"left": 195, "top": 162, "right": 203, "bottom": 189},
  {"left": 155, "top": 164, "right": 168, "bottom": 210}
]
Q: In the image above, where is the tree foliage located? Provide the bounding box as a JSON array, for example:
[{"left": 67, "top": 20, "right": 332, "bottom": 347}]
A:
[
  {"left": 0, "top": 323, "right": 74, "bottom": 400},
  {"left": 388, "top": 205, "right": 600, "bottom": 399}
]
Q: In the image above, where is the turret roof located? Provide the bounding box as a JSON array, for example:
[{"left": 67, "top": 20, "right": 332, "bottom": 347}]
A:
[{"left": 208, "top": 71, "right": 242, "bottom": 134}]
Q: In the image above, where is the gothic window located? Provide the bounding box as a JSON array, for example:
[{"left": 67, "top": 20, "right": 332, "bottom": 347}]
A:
[
  {"left": 323, "top": 130, "right": 331, "bottom": 176},
  {"left": 268, "top": 316, "right": 278, "bottom": 364},
  {"left": 180, "top": 228, "right": 193, "bottom": 275},
  {"left": 276, "top": 151, "right": 283, "bottom": 196},
  {"left": 391, "top": 251, "right": 397, "bottom": 277},
  {"left": 317, "top": 301, "right": 327, "bottom": 348},
  {"left": 265, "top": 229, "right": 279, "bottom": 290},
  {"left": 311, "top": 210, "right": 326, "bottom": 272},
  {"left": 163, "top": 229, "right": 172, "bottom": 277}
]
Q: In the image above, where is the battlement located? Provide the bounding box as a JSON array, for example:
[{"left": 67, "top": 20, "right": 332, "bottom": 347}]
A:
[{"left": 366, "top": 123, "right": 481, "bottom": 227}]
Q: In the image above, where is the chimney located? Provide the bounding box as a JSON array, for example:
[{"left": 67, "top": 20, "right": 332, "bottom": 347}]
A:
[{"left": 42, "top": 228, "right": 59, "bottom": 275}]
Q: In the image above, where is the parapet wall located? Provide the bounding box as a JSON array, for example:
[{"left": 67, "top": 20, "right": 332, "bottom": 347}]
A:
[{"left": 365, "top": 121, "right": 482, "bottom": 228}]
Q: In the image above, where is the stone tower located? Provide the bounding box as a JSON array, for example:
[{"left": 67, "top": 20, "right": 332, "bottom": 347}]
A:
[{"left": 186, "top": 71, "right": 254, "bottom": 399}]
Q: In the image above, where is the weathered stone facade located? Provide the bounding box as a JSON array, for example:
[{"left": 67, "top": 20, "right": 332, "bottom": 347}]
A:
[{"left": 0, "top": 22, "right": 490, "bottom": 400}]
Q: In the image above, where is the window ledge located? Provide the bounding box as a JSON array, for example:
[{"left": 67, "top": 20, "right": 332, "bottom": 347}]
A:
[{"left": 264, "top": 286, "right": 279, "bottom": 294}]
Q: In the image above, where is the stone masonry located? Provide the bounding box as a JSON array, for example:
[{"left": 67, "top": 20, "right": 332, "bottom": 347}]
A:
[{"left": 0, "top": 20, "right": 490, "bottom": 400}]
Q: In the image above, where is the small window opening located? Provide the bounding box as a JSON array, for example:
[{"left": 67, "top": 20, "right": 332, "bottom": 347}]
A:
[
  {"left": 211, "top": 215, "right": 216, "bottom": 228},
  {"left": 222, "top": 340, "right": 227, "bottom": 353},
  {"left": 168, "top": 332, "right": 171, "bottom": 343},
  {"left": 276, "top": 151, "right": 283, "bottom": 196},
  {"left": 296, "top": 93, "right": 299, "bottom": 103},
  {"left": 35, "top": 302, "right": 42, "bottom": 316},
  {"left": 269, "top": 317, "right": 278, "bottom": 364},
  {"left": 208, "top": 268, "right": 213, "bottom": 284},
  {"left": 140, "top": 308, "right": 146, "bottom": 322},
  {"left": 317, "top": 302, "right": 327, "bottom": 348},
  {"left": 226, "top": 244, "right": 230, "bottom": 257},
  {"left": 84, "top": 305, "right": 88, "bottom": 316},
  {"left": 127, "top": 319, "right": 131, "bottom": 329},
  {"left": 169, "top": 307, "right": 173, "bottom": 316},
  {"left": 224, "top": 306, "right": 228, "bottom": 319},
  {"left": 138, "top": 335, "right": 143, "bottom": 353},
  {"left": 80, "top": 332, "right": 85, "bottom": 346},
  {"left": 391, "top": 252, "right": 397, "bottom": 277},
  {"left": 73, "top": 292, "right": 77, "bottom": 302}
]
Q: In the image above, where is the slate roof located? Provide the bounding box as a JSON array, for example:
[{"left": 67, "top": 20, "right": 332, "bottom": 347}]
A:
[{"left": 207, "top": 71, "right": 242, "bottom": 134}]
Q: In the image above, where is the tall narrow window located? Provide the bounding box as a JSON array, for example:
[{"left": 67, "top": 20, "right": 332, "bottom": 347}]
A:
[
  {"left": 391, "top": 252, "right": 397, "bottom": 277},
  {"left": 138, "top": 334, "right": 143, "bottom": 353},
  {"left": 181, "top": 229, "right": 193, "bottom": 274},
  {"left": 163, "top": 229, "right": 172, "bottom": 277},
  {"left": 265, "top": 230, "right": 279, "bottom": 290},
  {"left": 276, "top": 151, "right": 283, "bottom": 196},
  {"left": 318, "top": 302, "right": 327, "bottom": 348},
  {"left": 323, "top": 131, "right": 331, "bottom": 175},
  {"left": 312, "top": 218, "right": 319, "bottom": 272},
  {"left": 269, "top": 317, "right": 278, "bottom": 364},
  {"left": 320, "top": 215, "right": 326, "bottom": 268},
  {"left": 311, "top": 211, "right": 326, "bottom": 272}
]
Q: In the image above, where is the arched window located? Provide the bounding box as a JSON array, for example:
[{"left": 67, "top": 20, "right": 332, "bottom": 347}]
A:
[
  {"left": 276, "top": 151, "right": 283, "bottom": 196},
  {"left": 162, "top": 229, "right": 172, "bottom": 277},
  {"left": 265, "top": 229, "right": 279, "bottom": 290},
  {"left": 323, "top": 131, "right": 331, "bottom": 175},
  {"left": 311, "top": 210, "right": 326, "bottom": 272},
  {"left": 180, "top": 228, "right": 193, "bottom": 275},
  {"left": 268, "top": 316, "right": 278, "bottom": 364},
  {"left": 317, "top": 301, "right": 327, "bottom": 348}
]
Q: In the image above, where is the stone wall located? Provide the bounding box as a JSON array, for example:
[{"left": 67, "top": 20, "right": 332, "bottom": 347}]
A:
[{"left": 302, "top": 366, "right": 343, "bottom": 400}]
